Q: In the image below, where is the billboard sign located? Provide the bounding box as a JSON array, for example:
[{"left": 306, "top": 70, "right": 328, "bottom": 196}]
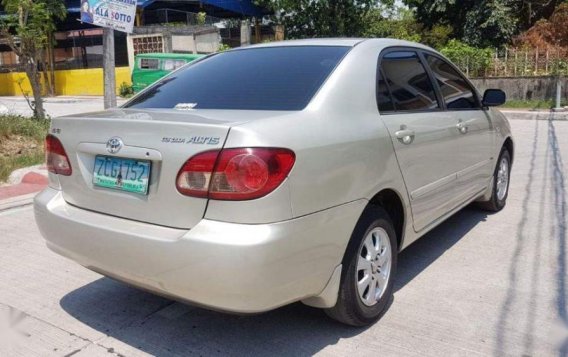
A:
[{"left": 80, "top": 0, "right": 137, "bottom": 33}]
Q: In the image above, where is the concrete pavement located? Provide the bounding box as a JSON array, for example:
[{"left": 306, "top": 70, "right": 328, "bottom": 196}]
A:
[{"left": 0, "top": 115, "right": 566, "bottom": 356}]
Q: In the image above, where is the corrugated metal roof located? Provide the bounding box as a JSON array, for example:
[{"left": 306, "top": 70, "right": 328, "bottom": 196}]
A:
[{"left": 65, "top": 0, "right": 263, "bottom": 16}]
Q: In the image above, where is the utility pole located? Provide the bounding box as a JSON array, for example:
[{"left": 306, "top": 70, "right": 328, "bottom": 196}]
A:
[{"left": 103, "top": 27, "right": 117, "bottom": 109}]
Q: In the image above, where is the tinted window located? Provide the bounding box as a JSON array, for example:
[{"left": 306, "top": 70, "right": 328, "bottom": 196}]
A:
[
  {"left": 126, "top": 46, "right": 349, "bottom": 111},
  {"left": 378, "top": 51, "right": 439, "bottom": 112},
  {"left": 425, "top": 55, "right": 480, "bottom": 110}
]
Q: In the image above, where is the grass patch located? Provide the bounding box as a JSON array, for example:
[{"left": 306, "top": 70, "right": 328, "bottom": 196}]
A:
[
  {"left": 0, "top": 115, "right": 50, "bottom": 140},
  {"left": 503, "top": 99, "right": 568, "bottom": 109},
  {"left": 0, "top": 115, "right": 50, "bottom": 183},
  {"left": 0, "top": 150, "right": 45, "bottom": 183}
]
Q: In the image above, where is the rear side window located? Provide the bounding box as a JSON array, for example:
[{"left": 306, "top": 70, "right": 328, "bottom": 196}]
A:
[
  {"left": 378, "top": 51, "right": 439, "bottom": 112},
  {"left": 425, "top": 54, "right": 480, "bottom": 110},
  {"left": 140, "top": 58, "right": 160, "bottom": 70},
  {"left": 126, "top": 46, "right": 350, "bottom": 111},
  {"left": 163, "top": 59, "right": 186, "bottom": 71}
]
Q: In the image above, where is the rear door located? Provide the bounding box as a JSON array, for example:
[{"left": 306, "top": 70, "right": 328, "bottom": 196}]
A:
[
  {"left": 423, "top": 53, "right": 494, "bottom": 201},
  {"left": 377, "top": 49, "right": 463, "bottom": 232}
]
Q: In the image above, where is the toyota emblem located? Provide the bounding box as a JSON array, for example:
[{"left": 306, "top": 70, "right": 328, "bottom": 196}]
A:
[{"left": 106, "top": 137, "right": 123, "bottom": 154}]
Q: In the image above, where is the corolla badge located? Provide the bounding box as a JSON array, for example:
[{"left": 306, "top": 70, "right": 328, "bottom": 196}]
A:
[{"left": 106, "top": 137, "right": 123, "bottom": 154}]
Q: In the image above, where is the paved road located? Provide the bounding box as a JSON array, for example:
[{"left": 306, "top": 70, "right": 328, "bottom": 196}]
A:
[{"left": 0, "top": 115, "right": 567, "bottom": 356}]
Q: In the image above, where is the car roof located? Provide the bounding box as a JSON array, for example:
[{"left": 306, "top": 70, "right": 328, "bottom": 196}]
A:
[
  {"left": 242, "top": 38, "right": 435, "bottom": 51},
  {"left": 135, "top": 53, "right": 205, "bottom": 60}
]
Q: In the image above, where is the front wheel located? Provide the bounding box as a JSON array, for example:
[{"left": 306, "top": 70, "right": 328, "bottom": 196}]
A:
[
  {"left": 325, "top": 206, "right": 397, "bottom": 326},
  {"left": 479, "top": 148, "right": 511, "bottom": 212}
]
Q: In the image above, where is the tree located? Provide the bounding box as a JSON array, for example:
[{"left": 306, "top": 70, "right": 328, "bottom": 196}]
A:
[
  {"left": 254, "top": 0, "right": 378, "bottom": 38},
  {"left": 0, "top": 0, "right": 66, "bottom": 118},
  {"left": 361, "top": 5, "right": 421, "bottom": 42},
  {"left": 462, "top": 0, "right": 518, "bottom": 47},
  {"left": 514, "top": 3, "right": 568, "bottom": 48},
  {"left": 361, "top": 5, "right": 452, "bottom": 48},
  {"left": 403, "top": 0, "right": 567, "bottom": 48}
]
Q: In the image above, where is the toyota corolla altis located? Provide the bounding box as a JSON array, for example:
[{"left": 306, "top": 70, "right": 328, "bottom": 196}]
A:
[{"left": 35, "top": 39, "right": 513, "bottom": 326}]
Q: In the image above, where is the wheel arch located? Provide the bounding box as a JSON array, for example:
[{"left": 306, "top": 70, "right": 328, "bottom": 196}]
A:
[
  {"left": 367, "top": 188, "right": 406, "bottom": 250},
  {"left": 503, "top": 136, "right": 514, "bottom": 164}
]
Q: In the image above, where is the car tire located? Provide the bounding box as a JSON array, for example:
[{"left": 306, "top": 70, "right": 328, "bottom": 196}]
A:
[
  {"left": 478, "top": 148, "right": 511, "bottom": 212},
  {"left": 325, "top": 206, "right": 397, "bottom": 326}
]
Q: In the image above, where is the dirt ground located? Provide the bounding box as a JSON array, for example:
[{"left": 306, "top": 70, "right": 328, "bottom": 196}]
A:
[{"left": 0, "top": 135, "right": 40, "bottom": 158}]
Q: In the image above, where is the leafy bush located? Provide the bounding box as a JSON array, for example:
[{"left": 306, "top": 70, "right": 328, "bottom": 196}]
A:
[
  {"left": 218, "top": 43, "right": 231, "bottom": 52},
  {"left": 440, "top": 40, "right": 494, "bottom": 77},
  {"left": 550, "top": 58, "right": 568, "bottom": 77},
  {"left": 119, "top": 82, "right": 134, "bottom": 98},
  {"left": 197, "top": 12, "right": 207, "bottom": 25}
]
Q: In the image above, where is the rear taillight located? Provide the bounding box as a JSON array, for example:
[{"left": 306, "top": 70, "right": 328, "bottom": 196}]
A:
[
  {"left": 45, "top": 134, "right": 72, "bottom": 176},
  {"left": 176, "top": 148, "right": 295, "bottom": 200}
]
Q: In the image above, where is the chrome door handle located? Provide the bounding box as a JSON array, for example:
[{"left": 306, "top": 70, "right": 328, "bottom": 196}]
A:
[
  {"left": 395, "top": 128, "right": 415, "bottom": 144},
  {"left": 456, "top": 121, "right": 468, "bottom": 134}
]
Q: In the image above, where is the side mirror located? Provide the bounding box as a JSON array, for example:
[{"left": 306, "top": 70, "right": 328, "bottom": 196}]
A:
[{"left": 482, "top": 89, "right": 506, "bottom": 107}]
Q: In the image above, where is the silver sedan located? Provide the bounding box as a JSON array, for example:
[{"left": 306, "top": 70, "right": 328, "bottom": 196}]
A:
[{"left": 34, "top": 38, "right": 513, "bottom": 326}]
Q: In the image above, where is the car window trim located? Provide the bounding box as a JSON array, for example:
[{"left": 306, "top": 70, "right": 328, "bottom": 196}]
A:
[
  {"left": 376, "top": 46, "right": 444, "bottom": 115},
  {"left": 417, "top": 51, "right": 447, "bottom": 111},
  {"left": 378, "top": 67, "right": 397, "bottom": 112},
  {"left": 419, "top": 50, "right": 484, "bottom": 111}
]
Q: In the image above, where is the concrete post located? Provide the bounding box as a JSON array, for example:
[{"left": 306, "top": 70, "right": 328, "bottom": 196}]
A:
[
  {"left": 240, "top": 20, "right": 251, "bottom": 47},
  {"left": 554, "top": 76, "right": 562, "bottom": 111},
  {"left": 103, "top": 27, "right": 117, "bottom": 109}
]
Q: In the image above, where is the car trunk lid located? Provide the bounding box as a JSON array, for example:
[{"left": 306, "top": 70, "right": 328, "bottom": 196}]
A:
[{"left": 50, "top": 108, "right": 243, "bottom": 229}]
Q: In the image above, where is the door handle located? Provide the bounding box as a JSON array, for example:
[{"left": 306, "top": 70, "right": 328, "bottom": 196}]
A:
[
  {"left": 456, "top": 120, "right": 468, "bottom": 134},
  {"left": 395, "top": 128, "right": 415, "bottom": 144}
]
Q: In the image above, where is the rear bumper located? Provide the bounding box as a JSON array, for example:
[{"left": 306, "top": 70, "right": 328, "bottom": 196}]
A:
[{"left": 34, "top": 187, "right": 365, "bottom": 313}]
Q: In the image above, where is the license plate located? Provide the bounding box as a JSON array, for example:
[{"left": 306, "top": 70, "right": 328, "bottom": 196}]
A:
[{"left": 93, "top": 155, "right": 151, "bottom": 195}]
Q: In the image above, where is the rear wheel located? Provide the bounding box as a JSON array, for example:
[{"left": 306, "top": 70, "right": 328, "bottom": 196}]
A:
[
  {"left": 479, "top": 149, "right": 511, "bottom": 212},
  {"left": 325, "top": 206, "right": 397, "bottom": 326}
]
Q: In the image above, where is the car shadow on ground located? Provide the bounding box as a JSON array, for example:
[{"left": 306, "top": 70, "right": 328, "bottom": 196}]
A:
[{"left": 59, "top": 206, "right": 488, "bottom": 356}]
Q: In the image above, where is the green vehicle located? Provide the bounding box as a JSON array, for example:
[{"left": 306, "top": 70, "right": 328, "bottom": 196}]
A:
[{"left": 131, "top": 53, "right": 204, "bottom": 93}]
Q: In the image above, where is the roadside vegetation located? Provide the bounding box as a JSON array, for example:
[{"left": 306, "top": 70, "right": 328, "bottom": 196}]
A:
[
  {"left": 0, "top": 115, "right": 49, "bottom": 182},
  {"left": 256, "top": 1, "right": 568, "bottom": 78},
  {"left": 503, "top": 99, "right": 568, "bottom": 109}
]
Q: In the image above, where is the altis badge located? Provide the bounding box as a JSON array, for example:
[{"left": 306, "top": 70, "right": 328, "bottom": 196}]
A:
[{"left": 162, "top": 136, "right": 220, "bottom": 145}]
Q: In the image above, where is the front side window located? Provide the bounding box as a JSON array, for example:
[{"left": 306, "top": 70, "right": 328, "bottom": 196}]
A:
[
  {"left": 378, "top": 51, "right": 439, "bottom": 112},
  {"left": 425, "top": 54, "right": 480, "bottom": 110},
  {"left": 126, "top": 46, "right": 350, "bottom": 111}
]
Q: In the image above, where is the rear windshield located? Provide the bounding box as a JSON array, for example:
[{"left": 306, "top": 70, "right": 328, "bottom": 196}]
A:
[{"left": 125, "top": 46, "right": 350, "bottom": 111}]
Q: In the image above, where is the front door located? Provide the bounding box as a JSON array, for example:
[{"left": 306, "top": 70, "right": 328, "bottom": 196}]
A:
[
  {"left": 423, "top": 54, "right": 495, "bottom": 201},
  {"left": 377, "top": 50, "right": 464, "bottom": 232}
]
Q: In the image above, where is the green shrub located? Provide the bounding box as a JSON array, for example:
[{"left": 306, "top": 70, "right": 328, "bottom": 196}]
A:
[
  {"left": 218, "top": 43, "right": 231, "bottom": 52},
  {"left": 119, "top": 82, "right": 134, "bottom": 98},
  {"left": 440, "top": 40, "right": 493, "bottom": 77},
  {"left": 197, "top": 12, "right": 207, "bottom": 25}
]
